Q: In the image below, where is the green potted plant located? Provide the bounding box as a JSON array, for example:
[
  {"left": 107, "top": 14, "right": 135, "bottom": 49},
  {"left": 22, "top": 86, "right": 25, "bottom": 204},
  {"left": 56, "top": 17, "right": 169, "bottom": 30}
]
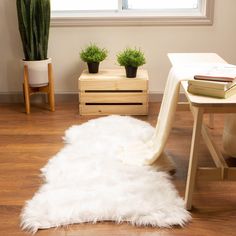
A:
[
  {"left": 117, "top": 48, "right": 146, "bottom": 78},
  {"left": 80, "top": 44, "right": 108, "bottom": 73},
  {"left": 16, "top": 0, "right": 51, "bottom": 87}
]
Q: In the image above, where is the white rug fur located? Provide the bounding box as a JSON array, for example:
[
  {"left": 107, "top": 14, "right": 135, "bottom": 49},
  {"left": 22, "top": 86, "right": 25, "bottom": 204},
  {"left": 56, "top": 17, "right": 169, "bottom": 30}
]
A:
[{"left": 21, "top": 115, "right": 190, "bottom": 233}]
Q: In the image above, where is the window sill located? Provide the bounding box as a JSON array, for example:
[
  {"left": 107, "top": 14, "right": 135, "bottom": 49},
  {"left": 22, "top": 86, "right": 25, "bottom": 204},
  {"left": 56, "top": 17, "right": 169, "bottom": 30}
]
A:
[{"left": 51, "top": 0, "right": 214, "bottom": 27}]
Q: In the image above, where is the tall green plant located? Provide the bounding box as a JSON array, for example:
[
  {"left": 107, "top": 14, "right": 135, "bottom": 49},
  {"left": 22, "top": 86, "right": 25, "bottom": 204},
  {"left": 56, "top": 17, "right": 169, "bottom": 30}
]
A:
[{"left": 16, "top": 0, "right": 51, "bottom": 61}]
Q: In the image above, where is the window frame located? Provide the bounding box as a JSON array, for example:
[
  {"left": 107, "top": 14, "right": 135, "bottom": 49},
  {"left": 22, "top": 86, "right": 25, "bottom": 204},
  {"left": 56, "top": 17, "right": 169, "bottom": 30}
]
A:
[{"left": 51, "top": 0, "right": 214, "bottom": 27}]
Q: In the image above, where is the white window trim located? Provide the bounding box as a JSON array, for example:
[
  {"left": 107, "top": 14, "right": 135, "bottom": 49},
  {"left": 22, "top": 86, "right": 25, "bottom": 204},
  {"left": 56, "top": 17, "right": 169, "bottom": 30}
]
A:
[{"left": 51, "top": 0, "right": 214, "bottom": 27}]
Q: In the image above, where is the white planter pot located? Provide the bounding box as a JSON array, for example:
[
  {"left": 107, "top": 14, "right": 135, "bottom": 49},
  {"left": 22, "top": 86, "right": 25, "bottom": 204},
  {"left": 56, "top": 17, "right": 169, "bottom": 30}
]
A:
[
  {"left": 223, "top": 114, "right": 236, "bottom": 158},
  {"left": 23, "top": 58, "right": 52, "bottom": 87}
]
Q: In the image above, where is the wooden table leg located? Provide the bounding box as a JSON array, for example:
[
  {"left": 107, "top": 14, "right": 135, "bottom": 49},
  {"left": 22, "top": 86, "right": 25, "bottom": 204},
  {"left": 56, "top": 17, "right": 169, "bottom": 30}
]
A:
[
  {"left": 48, "top": 63, "right": 55, "bottom": 112},
  {"left": 208, "top": 114, "right": 214, "bottom": 129},
  {"left": 185, "top": 107, "right": 204, "bottom": 210},
  {"left": 23, "top": 65, "right": 30, "bottom": 114}
]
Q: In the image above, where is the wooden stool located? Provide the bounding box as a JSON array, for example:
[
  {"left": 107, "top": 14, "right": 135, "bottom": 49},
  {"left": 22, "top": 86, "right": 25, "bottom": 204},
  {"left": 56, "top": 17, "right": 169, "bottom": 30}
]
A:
[{"left": 23, "top": 63, "right": 55, "bottom": 114}]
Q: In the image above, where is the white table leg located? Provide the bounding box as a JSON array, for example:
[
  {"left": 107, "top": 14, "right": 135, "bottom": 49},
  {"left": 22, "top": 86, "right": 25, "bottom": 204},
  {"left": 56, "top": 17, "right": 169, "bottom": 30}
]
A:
[
  {"left": 185, "top": 107, "right": 204, "bottom": 210},
  {"left": 208, "top": 114, "right": 214, "bottom": 129}
]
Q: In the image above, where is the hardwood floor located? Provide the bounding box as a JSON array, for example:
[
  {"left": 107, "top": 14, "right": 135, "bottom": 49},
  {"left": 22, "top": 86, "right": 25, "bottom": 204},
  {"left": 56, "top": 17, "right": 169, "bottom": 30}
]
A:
[{"left": 0, "top": 102, "right": 236, "bottom": 236}]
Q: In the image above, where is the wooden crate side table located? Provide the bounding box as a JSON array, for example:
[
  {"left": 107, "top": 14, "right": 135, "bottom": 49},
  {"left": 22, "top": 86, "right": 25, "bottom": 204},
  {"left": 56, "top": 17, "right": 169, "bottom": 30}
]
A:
[
  {"left": 23, "top": 64, "right": 55, "bottom": 114},
  {"left": 78, "top": 69, "right": 149, "bottom": 115}
]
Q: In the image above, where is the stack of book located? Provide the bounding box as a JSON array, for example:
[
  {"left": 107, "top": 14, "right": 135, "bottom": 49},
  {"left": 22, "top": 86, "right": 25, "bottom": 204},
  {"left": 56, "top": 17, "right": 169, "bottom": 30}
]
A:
[{"left": 188, "top": 75, "right": 236, "bottom": 99}]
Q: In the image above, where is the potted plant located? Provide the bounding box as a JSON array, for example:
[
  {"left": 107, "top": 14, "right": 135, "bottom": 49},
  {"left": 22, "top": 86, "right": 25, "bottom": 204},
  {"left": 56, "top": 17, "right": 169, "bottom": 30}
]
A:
[
  {"left": 80, "top": 44, "right": 108, "bottom": 73},
  {"left": 117, "top": 48, "right": 146, "bottom": 78},
  {"left": 16, "top": 0, "right": 51, "bottom": 87}
]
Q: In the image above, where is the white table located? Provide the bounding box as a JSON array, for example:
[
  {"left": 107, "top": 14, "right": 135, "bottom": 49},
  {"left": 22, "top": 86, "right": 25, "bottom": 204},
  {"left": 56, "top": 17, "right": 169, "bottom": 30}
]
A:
[{"left": 168, "top": 53, "right": 236, "bottom": 210}]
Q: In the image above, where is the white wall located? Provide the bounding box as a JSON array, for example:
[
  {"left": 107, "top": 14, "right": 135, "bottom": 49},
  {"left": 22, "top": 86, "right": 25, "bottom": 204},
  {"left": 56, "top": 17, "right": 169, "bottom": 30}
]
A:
[{"left": 1, "top": 0, "right": 236, "bottom": 96}]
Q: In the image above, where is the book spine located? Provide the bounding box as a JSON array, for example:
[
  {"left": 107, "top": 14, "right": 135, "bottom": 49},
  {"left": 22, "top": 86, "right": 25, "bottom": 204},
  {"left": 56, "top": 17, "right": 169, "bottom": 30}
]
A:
[
  {"left": 187, "top": 85, "right": 225, "bottom": 98},
  {"left": 194, "top": 75, "right": 235, "bottom": 83},
  {"left": 188, "top": 80, "right": 228, "bottom": 90}
]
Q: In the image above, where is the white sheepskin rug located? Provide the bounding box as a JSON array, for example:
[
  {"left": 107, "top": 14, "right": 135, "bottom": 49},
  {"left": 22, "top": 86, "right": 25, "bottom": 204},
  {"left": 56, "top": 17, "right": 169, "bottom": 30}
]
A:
[{"left": 21, "top": 115, "right": 191, "bottom": 233}]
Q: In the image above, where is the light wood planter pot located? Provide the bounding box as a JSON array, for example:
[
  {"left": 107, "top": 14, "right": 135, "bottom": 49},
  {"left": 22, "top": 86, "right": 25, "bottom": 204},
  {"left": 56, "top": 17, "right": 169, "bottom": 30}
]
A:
[{"left": 78, "top": 69, "right": 149, "bottom": 116}]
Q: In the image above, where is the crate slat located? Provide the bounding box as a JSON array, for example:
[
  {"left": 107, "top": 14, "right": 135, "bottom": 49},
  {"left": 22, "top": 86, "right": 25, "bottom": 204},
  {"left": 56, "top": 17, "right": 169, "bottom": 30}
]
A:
[
  {"left": 79, "top": 80, "right": 147, "bottom": 91},
  {"left": 80, "top": 92, "right": 147, "bottom": 104},
  {"left": 79, "top": 69, "right": 148, "bottom": 80},
  {"left": 79, "top": 104, "right": 148, "bottom": 116}
]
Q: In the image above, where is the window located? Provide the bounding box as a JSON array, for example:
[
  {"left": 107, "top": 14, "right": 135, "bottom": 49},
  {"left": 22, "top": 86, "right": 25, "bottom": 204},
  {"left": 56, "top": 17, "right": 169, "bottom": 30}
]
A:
[
  {"left": 51, "top": 0, "right": 199, "bottom": 11},
  {"left": 51, "top": 0, "right": 214, "bottom": 26},
  {"left": 51, "top": 0, "right": 118, "bottom": 11},
  {"left": 125, "top": 0, "right": 199, "bottom": 10}
]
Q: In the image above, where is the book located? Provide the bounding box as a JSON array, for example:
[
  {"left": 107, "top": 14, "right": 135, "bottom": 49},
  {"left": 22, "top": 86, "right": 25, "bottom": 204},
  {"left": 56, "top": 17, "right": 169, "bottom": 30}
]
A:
[
  {"left": 194, "top": 75, "right": 235, "bottom": 83},
  {"left": 187, "top": 84, "right": 236, "bottom": 99},
  {"left": 189, "top": 66, "right": 236, "bottom": 91},
  {"left": 188, "top": 79, "right": 235, "bottom": 91}
]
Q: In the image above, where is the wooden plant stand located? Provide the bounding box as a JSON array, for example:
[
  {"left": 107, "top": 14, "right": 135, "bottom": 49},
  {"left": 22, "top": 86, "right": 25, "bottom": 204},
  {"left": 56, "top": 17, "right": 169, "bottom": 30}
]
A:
[{"left": 23, "top": 63, "right": 55, "bottom": 114}]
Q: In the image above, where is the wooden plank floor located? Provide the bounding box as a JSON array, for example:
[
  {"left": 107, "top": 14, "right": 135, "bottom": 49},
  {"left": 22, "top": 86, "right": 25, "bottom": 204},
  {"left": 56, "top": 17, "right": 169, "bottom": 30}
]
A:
[{"left": 0, "top": 102, "right": 236, "bottom": 236}]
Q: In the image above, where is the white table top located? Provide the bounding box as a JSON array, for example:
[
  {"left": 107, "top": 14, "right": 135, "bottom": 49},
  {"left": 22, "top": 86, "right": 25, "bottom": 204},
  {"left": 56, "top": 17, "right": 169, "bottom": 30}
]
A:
[
  {"left": 168, "top": 53, "right": 236, "bottom": 106},
  {"left": 168, "top": 53, "right": 227, "bottom": 66}
]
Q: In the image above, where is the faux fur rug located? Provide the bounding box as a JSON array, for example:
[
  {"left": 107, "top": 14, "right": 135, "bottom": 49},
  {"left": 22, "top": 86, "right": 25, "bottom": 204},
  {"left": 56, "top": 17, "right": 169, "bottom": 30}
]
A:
[{"left": 21, "top": 115, "right": 191, "bottom": 233}]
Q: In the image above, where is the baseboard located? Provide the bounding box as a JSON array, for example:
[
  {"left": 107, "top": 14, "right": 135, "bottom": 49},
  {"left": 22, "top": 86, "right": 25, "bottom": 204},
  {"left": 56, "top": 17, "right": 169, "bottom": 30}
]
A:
[
  {"left": 0, "top": 92, "right": 187, "bottom": 103},
  {"left": 0, "top": 92, "right": 79, "bottom": 104},
  {"left": 150, "top": 92, "right": 187, "bottom": 102},
  {"left": 0, "top": 92, "right": 24, "bottom": 103}
]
